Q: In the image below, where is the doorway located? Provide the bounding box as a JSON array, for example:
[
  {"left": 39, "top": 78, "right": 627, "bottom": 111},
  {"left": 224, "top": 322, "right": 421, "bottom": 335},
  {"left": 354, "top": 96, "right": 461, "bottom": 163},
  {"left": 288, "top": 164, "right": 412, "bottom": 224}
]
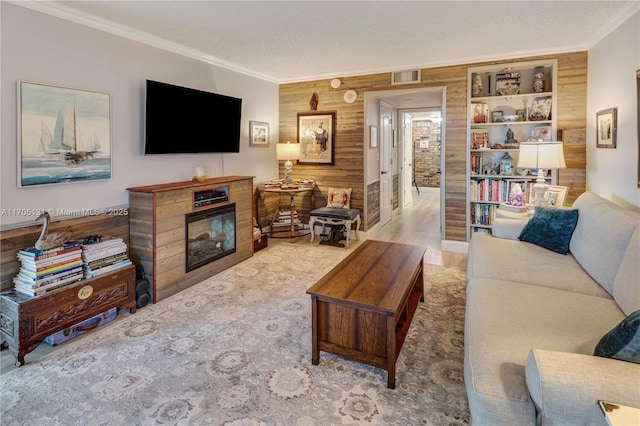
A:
[{"left": 364, "top": 87, "right": 446, "bottom": 237}]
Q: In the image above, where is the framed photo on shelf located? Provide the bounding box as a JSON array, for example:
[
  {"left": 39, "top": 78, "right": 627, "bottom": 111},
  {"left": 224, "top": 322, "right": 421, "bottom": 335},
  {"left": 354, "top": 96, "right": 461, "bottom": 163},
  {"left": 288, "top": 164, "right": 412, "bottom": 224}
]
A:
[
  {"left": 297, "top": 111, "right": 335, "bottom": 164},
  {"left": 544, "top": 185, "right": 568, "bottom": 207},
  {"left": 18, "top": 81, "right": 112, "bottom": 187},
  {"left": 529, "top": 96, "right": 552, "bottom": 121},
  {"left": 472, "top": 103, "right": 488, "bottom": 123},
  {"left": 471, "top": 129, "right": 489, "bottom": 149},
  {"left": 530, "top": 126, "right": 552, "bottom": 142},
  {"left": 491, "top": 111, "right": 503, "bottom": 123},
  {"left": 596, "top": 107, "right": 617, "bottom": 148},
  {"left": 516, "top": 109, "right": 527, "bottom": 121},
  {"left": 249, "top": 121, "right": 269, "bottom": 147},
  {"left": 495, "top": 71, "right": 521, "bottom": 96}
]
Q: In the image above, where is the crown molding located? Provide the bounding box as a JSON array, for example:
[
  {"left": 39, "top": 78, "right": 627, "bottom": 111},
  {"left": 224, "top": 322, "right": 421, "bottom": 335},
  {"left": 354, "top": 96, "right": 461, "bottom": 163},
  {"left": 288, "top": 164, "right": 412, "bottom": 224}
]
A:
[
  {"left": 583, "top": 1, "right": 640, "bottom": 49},
  {"left": 11, "top": 0, "right": 638, "bottom": 85}
]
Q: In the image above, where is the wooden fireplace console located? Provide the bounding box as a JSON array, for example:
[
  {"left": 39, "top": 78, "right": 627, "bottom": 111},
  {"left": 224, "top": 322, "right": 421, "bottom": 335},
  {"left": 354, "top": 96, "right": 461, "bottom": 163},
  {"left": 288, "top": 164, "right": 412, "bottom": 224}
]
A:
[{"left": 127, "top": 176, "right": 254, "bottom": 303}]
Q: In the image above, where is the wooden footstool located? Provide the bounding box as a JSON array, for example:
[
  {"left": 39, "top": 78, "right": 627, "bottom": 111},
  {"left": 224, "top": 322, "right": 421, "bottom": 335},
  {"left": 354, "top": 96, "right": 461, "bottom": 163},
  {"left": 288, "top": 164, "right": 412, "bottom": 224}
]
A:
[{"left": 309, "top": 207, "right": 360, "bottom": 247}]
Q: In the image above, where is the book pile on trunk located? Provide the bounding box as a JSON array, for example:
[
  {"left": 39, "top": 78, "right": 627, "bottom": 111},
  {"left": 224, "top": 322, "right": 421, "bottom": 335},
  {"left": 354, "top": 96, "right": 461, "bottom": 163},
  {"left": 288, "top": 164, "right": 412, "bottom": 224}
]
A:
[
  {"left": 13, "top": 242, "right": 84, "bottom": 296},
  {"left": 81, "top": 235, "right": 131, "bottom": 279}
]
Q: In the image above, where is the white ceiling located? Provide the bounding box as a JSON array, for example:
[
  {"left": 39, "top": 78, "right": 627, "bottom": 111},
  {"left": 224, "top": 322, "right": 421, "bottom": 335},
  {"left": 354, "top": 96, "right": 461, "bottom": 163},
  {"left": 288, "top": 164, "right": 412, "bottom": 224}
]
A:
[{"left": 22, "top": 1, "right": 638, "bottom": 84}]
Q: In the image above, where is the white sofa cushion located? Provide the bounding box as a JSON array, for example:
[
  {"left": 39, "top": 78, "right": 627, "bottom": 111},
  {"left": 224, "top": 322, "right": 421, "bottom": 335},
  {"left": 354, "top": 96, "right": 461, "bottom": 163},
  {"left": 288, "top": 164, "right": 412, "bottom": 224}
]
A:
[
  {"left": 468, "top": 232, "right": 611, "bottom": 298},
  {"left": 526, "top": 349, "right": 640, "bottom": 426},
  {"left": 570, "top": 192, "right": 640, "bottom": 295},
  {"left": 464, "top": 278, "right": 625, "bottom": 425},
  {"left": 613, "top": 225, "right": 640, "bottom": 315}
]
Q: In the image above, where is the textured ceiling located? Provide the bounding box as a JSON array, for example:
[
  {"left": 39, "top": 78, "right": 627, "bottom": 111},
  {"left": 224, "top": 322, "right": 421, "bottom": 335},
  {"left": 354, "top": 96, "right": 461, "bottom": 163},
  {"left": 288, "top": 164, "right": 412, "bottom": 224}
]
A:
[{"left": 30, "top": 1, "right": 639, "bottom": 83}]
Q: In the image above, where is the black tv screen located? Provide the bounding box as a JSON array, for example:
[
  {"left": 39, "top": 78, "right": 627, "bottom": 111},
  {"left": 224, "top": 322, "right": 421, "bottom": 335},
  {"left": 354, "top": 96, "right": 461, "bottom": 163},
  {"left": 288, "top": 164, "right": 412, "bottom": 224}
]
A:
[{"left": 144, "top": 80, "right": 242, "bottom": 154}]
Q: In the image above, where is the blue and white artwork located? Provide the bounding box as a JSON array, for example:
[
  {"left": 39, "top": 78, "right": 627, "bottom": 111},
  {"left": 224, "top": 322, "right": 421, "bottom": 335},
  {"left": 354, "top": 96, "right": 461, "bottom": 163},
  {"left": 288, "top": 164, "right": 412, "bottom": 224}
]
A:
[{"left": 19, "top": 82, "right": 111, "bottom": 187}]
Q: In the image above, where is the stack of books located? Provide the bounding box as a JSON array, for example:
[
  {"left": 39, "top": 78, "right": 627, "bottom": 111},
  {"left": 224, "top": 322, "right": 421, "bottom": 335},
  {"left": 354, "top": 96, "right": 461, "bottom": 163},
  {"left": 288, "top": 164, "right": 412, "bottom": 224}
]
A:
[
  {"left": 81, "top": 236, "right": 132, "bottom": 278},
  {"left": 13, "top": 242, "right": 84, "bottom": 296}
]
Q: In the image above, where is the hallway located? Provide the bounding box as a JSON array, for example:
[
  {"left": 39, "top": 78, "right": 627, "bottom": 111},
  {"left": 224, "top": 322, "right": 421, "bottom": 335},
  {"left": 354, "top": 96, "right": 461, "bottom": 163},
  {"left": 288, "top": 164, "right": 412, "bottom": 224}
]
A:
[{"left": 367, "top": 187, "right": 467, "bottom": 268}]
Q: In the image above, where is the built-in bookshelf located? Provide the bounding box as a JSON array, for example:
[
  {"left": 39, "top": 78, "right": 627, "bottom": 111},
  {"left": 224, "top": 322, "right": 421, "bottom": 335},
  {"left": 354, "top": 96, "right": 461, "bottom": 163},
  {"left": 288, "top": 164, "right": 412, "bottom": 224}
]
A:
[{"left": 467, "top": 59, "right": 558, "bottom": 239}]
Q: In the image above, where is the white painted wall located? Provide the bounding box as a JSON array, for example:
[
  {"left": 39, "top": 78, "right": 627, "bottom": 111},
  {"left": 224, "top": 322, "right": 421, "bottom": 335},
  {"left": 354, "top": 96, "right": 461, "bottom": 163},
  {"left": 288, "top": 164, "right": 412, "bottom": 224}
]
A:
[
  {"left": 1, "top": 3, "right": 279, "bottom": 227},
  {"left": 587, "top": 10, "right": 640, "bottom": 209}
]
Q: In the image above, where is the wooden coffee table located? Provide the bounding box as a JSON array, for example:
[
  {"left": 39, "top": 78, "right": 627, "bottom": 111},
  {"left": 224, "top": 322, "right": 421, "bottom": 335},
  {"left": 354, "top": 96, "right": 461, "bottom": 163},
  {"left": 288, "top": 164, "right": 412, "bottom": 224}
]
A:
[{"left": 306, "top": 240, "right": 426, "bottom": 388}]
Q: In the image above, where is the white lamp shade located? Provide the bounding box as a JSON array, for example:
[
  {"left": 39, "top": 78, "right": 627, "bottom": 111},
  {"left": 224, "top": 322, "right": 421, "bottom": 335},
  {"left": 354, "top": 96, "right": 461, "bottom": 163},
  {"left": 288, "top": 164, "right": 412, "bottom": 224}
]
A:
[
  {"left": 517, "top": 142, "right": 566, "bottom": 169},
  {"left": 276, "top": 142, "right": 300, "bottom": 160}
]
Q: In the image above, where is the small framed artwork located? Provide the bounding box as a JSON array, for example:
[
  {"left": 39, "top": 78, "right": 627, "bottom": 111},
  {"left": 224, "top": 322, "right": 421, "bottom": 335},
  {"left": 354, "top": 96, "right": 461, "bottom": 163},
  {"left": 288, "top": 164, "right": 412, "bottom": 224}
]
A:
[
  {"left": 18, "top": 81, "right": 112, "bottom": 187},
  {"left": 249, "top": 121, "right": 269, "bottom": 147},
  {"left": 529, "top": 96, "right": 552, "bottom": 121},
  {"left": 596, "top": 107, "right": 617, "bottom": 148},
  {"left": 516, "top": 109, "right": 527, "bottom": 121},
  {"left": 491, "top": 110, "right": 503, "bottom": 123},
  {"left": 495, "top": 71, "right": 521, "bottom": 96},
  {"left": 530, "top": 126, "right": 552, "bottom": 142},
  {"left": 369, "top": 125, "right": 378, "bottom": 148},
  {"left": 544, "top": 185, "right": 568, "bottom": 207},
  {"left": 471, "top": 129, "right": 489, "bottom": 149},
  {"left": 298, "top": 111, "right": 335, "bottom": 165}
]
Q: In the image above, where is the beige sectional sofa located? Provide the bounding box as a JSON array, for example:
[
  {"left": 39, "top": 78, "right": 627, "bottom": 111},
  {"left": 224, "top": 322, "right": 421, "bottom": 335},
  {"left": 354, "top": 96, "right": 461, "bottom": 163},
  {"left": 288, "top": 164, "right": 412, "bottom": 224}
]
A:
[{"left": 464, "top": 192, "right": 640, "bottom": 425}]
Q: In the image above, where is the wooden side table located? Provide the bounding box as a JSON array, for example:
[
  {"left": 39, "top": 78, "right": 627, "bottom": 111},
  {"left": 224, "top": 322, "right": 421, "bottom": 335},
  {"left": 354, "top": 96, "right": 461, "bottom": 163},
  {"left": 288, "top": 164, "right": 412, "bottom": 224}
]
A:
[{"left": 258, "top": 186, "right": 315, "bottom": 242}]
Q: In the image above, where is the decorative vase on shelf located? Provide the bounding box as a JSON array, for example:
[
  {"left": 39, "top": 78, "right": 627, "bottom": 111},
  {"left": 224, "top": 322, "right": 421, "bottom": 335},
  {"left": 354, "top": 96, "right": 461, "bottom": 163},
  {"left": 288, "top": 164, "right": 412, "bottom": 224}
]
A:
[
  {"left": 472, "top": 74, "right": 484, "bottom": 97},
  {"left": 533, "top": 71, "right": 545, "bottom": 93}
]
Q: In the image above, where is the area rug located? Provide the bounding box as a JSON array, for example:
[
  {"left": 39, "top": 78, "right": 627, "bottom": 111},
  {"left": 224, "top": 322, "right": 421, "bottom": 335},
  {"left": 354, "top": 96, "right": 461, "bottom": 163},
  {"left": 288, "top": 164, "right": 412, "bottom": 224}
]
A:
[{"left": 0, "top": 242, "right": 469, "bottom": 425}]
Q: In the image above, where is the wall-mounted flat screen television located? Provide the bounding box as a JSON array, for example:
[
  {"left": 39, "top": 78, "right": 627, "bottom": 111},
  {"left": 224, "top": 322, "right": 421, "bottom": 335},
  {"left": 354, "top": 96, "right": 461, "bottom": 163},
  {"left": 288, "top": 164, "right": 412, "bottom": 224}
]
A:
[{"left": 144, "top": 80, "right": 242, "bottom": 154}]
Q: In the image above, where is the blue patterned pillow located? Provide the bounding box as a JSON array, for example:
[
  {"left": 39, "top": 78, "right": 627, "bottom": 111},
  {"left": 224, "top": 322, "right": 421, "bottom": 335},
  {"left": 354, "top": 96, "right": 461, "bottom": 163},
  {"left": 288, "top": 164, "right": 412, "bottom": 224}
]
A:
[
  {"left": 594, "top": 310, "right": 640, "bottom": 364},
  {"left": 518, "top": 207, "right": 579, "bottom": 254}
]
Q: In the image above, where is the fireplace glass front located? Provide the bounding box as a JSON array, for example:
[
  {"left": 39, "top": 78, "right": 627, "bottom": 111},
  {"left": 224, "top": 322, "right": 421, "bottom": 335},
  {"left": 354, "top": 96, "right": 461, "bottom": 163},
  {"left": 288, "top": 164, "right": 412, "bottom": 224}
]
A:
[{"left": 185, "top": 203, "right": 236, "bottom": 272}]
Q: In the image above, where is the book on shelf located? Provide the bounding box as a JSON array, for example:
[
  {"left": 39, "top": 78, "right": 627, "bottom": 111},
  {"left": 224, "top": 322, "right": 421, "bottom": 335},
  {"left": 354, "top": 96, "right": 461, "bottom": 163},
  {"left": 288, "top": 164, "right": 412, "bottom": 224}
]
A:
[
  {"left": 18, "top": 260, "right": 84, "bottom": 279},
  {"left": 81, "top": 244, "right": 127, "bottom": 263},
  {"left": 84, "top": 259, "right": 132, "bottom": 279},
  {"left": 14, "top": 273, "right": 84, "bottom": 296},
  {"left": 81, "top": 236, "right": 124, "bottom": 251},
  {"left": 19, "top": 259, "right": 84, "bottom": 278},
  {"left": 18, "top": 242, "right": 81, "bottom": 259},
  {"left": 86, "top": 253, "right": 128, "bottom": 269},
  {"left": 17, "top": 250, "right": 82, "bottom": 268}
]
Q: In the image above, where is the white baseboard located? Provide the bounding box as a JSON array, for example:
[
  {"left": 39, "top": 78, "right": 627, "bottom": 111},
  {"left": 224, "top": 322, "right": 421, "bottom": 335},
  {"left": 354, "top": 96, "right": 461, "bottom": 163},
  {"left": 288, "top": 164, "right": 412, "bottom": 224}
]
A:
[{"left": 442, "top": 240, "right": 469, "bottom": 253}]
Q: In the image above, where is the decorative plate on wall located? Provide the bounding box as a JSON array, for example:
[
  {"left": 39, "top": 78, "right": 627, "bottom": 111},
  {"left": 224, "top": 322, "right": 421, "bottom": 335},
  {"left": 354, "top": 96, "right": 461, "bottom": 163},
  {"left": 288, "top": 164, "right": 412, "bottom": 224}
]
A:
[{"left": 344, "top": 90, "right": 357, "bottom": 104}]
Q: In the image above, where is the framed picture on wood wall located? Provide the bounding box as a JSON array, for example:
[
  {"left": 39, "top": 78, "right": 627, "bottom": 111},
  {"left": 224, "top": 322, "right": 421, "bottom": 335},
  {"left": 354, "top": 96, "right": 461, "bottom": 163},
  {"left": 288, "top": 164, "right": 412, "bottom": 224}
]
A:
[
  {"left": 17, "top": 81, "right": 112, "bottom": 187},
  {"left": 370, "top": 125, "right": 378, "bottom": 148},
  {"left": 596, "top": 107, "right": 617, "bottom": 148},
  {"left": 297, "top": 111, "right": 335, "bottom": 165}
]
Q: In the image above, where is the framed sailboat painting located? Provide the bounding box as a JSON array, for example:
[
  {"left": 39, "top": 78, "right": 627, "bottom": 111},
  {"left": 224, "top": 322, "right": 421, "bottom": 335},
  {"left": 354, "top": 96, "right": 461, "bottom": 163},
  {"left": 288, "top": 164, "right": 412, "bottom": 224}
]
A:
[{"left": 18, "top": 82, "right": 112, "bottom": 187}]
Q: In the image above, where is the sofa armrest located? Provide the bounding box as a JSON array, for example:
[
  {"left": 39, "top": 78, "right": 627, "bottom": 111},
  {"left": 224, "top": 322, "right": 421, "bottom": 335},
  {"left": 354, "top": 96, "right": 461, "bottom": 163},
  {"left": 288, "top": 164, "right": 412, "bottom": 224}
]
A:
[
  {"left": 492, "top": 218, "right": 529, "bottom": 240},
  {"left": 526, "top": 349, "right": 640, "bottom": 425}
]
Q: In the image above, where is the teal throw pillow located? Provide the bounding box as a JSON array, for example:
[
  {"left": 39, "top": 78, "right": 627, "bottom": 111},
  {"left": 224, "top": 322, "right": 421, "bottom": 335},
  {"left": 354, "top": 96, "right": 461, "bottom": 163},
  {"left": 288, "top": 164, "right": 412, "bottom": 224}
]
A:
[
  {"left": 518, "top": 207, "right": 579, "bottom": 254},
  {"left": 594, "top": 310, "right": 640, "bottom": 364}
]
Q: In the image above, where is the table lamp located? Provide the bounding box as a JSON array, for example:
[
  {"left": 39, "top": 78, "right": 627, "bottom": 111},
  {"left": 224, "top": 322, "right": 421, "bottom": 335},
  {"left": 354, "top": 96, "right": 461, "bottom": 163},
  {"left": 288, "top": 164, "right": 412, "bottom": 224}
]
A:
[
  {"left": 276, "top": 141, "right": 300, "bottom": 185},
  {"left": 517, "top": 141, "right": 566, "bottom": 207}
]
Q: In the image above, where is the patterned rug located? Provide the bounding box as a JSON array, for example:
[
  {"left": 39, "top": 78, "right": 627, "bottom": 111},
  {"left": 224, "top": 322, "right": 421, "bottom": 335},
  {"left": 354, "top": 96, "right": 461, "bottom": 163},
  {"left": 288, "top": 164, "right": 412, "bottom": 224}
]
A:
[{"left": 1, "top": 242, "right": 469, "bottom": 425}]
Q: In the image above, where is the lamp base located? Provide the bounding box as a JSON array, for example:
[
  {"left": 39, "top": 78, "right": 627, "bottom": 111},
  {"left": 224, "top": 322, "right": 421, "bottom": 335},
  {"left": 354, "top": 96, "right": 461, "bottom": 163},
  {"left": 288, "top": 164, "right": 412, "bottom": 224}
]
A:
[
  {"left": 533, "top": 168, "right": 548, "bottom": 207},
  {"left": 283, "top": 159, "right": 293, "bottom": 184}
]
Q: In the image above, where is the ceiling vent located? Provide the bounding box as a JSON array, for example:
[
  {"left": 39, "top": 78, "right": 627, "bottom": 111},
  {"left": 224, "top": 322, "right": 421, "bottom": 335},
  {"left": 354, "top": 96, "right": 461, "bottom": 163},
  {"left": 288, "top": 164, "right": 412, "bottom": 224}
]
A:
[{"left": 391, "top": 69, "right": 421, "bottom": 85}]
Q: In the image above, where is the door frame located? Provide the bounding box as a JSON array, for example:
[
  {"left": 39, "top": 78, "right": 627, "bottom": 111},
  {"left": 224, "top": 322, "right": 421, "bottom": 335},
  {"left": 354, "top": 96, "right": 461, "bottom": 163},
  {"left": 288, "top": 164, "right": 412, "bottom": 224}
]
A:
[{"left": 363, "top": 86, "right": 446, "bottom": 236}]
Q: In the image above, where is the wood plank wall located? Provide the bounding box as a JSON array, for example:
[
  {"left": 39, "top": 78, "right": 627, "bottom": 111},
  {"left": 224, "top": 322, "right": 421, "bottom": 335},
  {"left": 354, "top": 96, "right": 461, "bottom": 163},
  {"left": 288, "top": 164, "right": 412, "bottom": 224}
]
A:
[{"left": 279, "top": 52, "right": 587, "bottom": 241}]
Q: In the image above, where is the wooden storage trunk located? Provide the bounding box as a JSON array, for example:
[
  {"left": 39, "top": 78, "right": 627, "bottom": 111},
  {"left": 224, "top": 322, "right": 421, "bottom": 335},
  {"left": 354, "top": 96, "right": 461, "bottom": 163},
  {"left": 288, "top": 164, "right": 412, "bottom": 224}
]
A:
[
  {"left": 253, "top": 234, "right": 268, "bottom": 253},
  {"left": 44, "top": 307, "right": 118, "bottom": 346}
]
